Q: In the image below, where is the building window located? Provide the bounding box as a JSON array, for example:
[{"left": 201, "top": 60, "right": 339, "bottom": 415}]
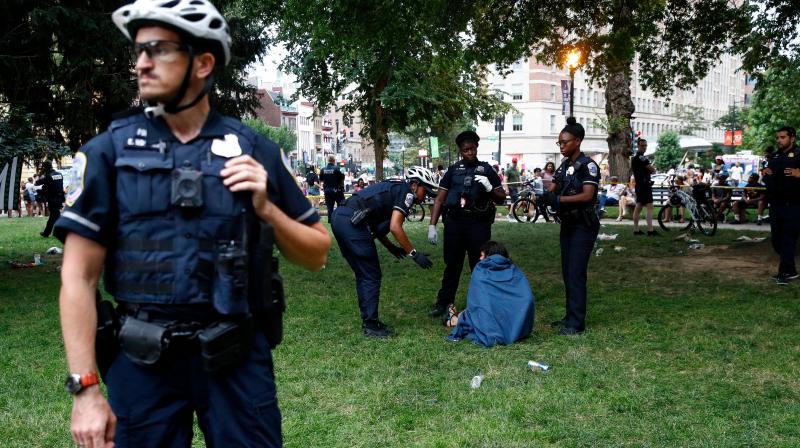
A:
[
  {"left": 550, "top": 85, "right": 557, "bottom": 102},
  {"left": 550, "top": 115, "right": 556, "bottom": 134},
  {"left": 512, "top": 114, "right": 523, "bottom": 131},
  {"left": 511, "top": 84, "right": 523, "bottom": 101}
]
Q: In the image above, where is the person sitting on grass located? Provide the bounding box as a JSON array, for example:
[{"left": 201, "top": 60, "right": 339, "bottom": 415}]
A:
[{"left": 445, "top": 241, "right": 535, "bottom": 347}]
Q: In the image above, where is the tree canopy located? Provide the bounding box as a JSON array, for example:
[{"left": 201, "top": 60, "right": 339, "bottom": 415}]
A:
[
  {"left": 257, "top": 0, "right": 510, "bottom": 179},
  {"left": 0, "top": 1, "right": 268, "bottom": 159},
  {"left": 654, "top": 131, "right": 684, "bottom": 171},
  {"left": 471, "top": 0, "right": 751, "bottom": 180},
  {"left": 740, "top": 60, "right": 800, "bottom": 152},
  {"left": 243, "top": 118, "right": 298, "bottom": 154}
]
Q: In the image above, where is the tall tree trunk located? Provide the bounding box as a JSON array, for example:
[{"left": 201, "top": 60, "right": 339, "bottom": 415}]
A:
[
  {"left": 604, "top": 0, "right": 636, "bottom": 182},
  {"left": 371, "top": 74, "right": 390, "bottom": 180},
  {"left": 604, "top": 69, "right": 635, "bottom": 182}
]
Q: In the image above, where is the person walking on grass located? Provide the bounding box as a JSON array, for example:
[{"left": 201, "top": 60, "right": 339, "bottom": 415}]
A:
[
  {"left": 631, "top": 138, "right": 658, "bottom": 236},
  {"left": 54, "top": 2, "right": 330, "bottom": 446}
]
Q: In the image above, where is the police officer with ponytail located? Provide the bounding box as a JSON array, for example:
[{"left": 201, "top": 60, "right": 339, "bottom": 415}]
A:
[
  {"left": 53, "top": 1, "right": 330, "bottom": 446},
  {"left": 540, "top": 117, "right": 600, "bottom": 335},
  {"left": 427, "top": 131, "right": 506, "bottom": 319}
]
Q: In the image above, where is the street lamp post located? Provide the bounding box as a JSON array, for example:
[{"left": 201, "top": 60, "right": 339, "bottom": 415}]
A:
[
  {"left": 335, "top": 119, "right": 340, "bottom": 155},
  {"left": 495, "top": 116, "right": 505, "bottom": 164},
  {"left": 566, "top": 49, "right": 581, "bottom": 121}
]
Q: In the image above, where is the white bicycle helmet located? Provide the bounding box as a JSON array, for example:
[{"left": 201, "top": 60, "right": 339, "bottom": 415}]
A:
[
  {"left": 406, "top": 166, "right": 438, "bottom": 190},
  {"left": 113, "top": 0, "right": 231, "bottom": 66}
]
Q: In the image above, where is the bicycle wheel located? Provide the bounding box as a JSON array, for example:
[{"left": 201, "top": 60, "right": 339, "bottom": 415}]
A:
[
  {"left": 695, "top": 203, "right": 717, "bottom": 236},
  {"left": 407, "top": 204, "right": 425, "bottom": 222},
  {"left": 511, "top": 198, "right": 534, "bottom": 222},
  {"left": 658, "top": 206, "right": 692, "bottom": 231}
]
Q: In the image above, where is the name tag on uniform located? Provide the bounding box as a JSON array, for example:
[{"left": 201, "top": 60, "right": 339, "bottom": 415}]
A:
[{"left": 211, "top": 134, "right": 243, "bottom": 158}]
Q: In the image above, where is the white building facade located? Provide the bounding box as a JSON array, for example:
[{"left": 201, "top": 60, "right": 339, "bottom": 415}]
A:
[{"left": 476, "top": 55, "right": 747, "bottom": 170}]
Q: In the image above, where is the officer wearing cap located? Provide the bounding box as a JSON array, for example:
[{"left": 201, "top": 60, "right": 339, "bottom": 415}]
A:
[
  {"left": 427, "top": 131, "right": 506, "bottom": 319},
  {"left": 331, "top": 166, "right": 438, "bottom": 337},
  {"left": 54, "top": 1, "right": 330, "bottom": 446},
  {"left": 320, "top": 155, "right": 345, "bottom": 222},
  {"left": 540, "top": 117, "right": 601, "bottom": 335},
  {"left": 762, "top": 125, "right": 800, "bottom": 285},
  {"left": 36, "top": 161, "right": 65, "bottom": 238}
]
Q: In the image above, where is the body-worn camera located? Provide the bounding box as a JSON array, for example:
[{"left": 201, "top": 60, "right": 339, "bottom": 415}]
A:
[{"left": 171, "top": 162, "right": 203, "bottom": 208}]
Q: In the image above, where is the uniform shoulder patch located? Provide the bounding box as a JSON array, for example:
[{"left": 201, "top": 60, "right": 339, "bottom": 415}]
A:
[
  {"left": 588, "top": 162, "right": 599, "bottom": 177},
  {"left": 405, "top": 192, "right": 414, "bottom": 207},
  {"left": 66, "top": 152, "right": 87, "bottom": 207}
]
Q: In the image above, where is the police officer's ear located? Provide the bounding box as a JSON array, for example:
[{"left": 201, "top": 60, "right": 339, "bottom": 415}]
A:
[{"left": 193, "top": 52, "right": 217, "bottom": 80}]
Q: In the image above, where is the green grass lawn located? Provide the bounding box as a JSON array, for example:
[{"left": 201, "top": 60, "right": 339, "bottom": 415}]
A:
[{"left": 1, "top": 217, "right": 798, "bottom": 447}]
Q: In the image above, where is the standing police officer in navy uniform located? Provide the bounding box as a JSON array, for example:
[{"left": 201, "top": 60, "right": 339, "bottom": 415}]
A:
[
  {"left": 762, "top": 125, "right": 800, "bottom": 285},
  {"left": 540, "top": 117, "right": 601, "bottom": 335},
  {"left": 37, "top": 161, "right": 65, "bottom": 238},
  {"left": 53, "top": 2, "right": 330, "bottom": 447},
  {"left": 427, "top": 131, "right": 506, "bottom": 319},
  {"left": 320, "top": 155, "right": 345, "bottom": 222},
  {"left": 331, "top": 166, "right": 438, "bottom": 337}
]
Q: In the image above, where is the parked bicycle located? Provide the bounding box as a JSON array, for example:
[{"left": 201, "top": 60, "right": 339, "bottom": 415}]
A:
[
  {"left": 510, "top": 182, "right": 558, "bottom": 223},
  {"left": 657, "top": 177, "right": 717, "bottom": 236},
  {"left": 407, "top": 201, "right": 427, "bottom": 222}
]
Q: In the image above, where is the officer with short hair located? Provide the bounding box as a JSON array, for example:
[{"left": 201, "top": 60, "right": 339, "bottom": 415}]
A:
[
  {"left": 331, "top": 166, "right": 438, "bottom": 337},
  {"left": 540, "top": 117, "right": 601, "bottom": 335},
  {"left": 427, "top": 131, "right": 506, "bottom": 319},
  {"left": 36, "top": 160, "right": 65, "bottom": 237},
  {"left": 54, "top": 1, "right": 330, "bottom": 446},
  {"left": 762, "top": 125, "right": 800, "bottom": 285},
  {"left": 320, "top": 155, "right": 345, "bottom": 222}
]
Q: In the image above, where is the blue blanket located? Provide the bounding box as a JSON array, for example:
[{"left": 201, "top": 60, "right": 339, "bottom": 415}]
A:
[{"left": 448, "top": 255, "right": 535, "bottom": 347}]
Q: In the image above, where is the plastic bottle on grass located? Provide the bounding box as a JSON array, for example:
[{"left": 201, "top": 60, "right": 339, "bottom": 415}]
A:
[
  {"left": 528, "top": 360, "right": 550, "bottom": 372},
  {"left": 470, "top": 375, "right": 484, "bottom": 389}
]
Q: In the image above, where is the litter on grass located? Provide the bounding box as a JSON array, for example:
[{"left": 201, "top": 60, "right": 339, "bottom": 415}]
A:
[
  {"left": 735, "top": 235, "right": 767, "bottom": 243},
  {"left": 613, "top": 246, "right": 626, "bottom": 252},
  {"left": 470, "top": 375, "right": 484, "bottom": 389},
  {"left": 688, "top": 243, "right": 705, "bottom": 250},
  {"left": 528, "top": 361, "right": 550, "bottom": 372},
  {"left": 46, "top": 247, "right": 63, "bottom": 255},
  {"left": 597, "top": 233, "right": 618, "bottom": 241}
]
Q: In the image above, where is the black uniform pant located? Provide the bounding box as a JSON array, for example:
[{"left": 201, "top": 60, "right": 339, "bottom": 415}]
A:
[
  {"left": 330, "top": 207, "right": 382, "bottom": 322},
  {"left": 41, "top": 200, "right": 61, "bottom": 236},
  {"left": 770, "top": 203, "right": 800, "bottom": 276},
  {"left": 559, "top": 219, "right": 600, "bottom": 331},
  {"left": 324, "top": 190, "right": 344, "bottom": 222},
  {"left": 435, "top": 214, "right": 492, "bottom": 308}
]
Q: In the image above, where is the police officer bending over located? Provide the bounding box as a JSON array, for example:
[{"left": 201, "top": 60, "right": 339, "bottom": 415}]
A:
[
  {"left": 540, "top": 117, "right": 601, "bottom": 335},
  {"left": 54, "top": 2, "right": 330, "bottom": 447},
  {"left": 321, "top": 155, "right": 345, "bottom": 222},
  {"left": 331, "top": 166, "right": 438, "bottom": 337},
  {"left": 427, "top": 131, "right": 506, "bottom": 319},
  {"left": 36, "top": 161, "right": 65, "bottom": 238}
]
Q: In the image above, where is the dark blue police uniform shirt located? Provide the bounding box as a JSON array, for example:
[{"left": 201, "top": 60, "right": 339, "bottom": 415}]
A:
[
  {"left": 351, "top": 180, "right": 414, "bottom": 236},
  {"left": 554, "top": 153, "right": 600, "bottom": 210},
  {"left": 438, "top": 160, "right": 502, "bottom": 193},
  {"left": 53, "top": 110, "right": 319, "bottom": 246},
  {"left": 631, "top": 153, "right": 652, "bottom": 185},
  {"left": 766, "top": 145, "right": 800, "bottom": 204}
]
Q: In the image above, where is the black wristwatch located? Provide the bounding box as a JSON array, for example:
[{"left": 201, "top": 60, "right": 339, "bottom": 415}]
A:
[
  {"left": 408, "top": 249, "right": 417, "bottom": 257},
  {"left": 64, "top": 372, "right": 100, "bottom": 395}
]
